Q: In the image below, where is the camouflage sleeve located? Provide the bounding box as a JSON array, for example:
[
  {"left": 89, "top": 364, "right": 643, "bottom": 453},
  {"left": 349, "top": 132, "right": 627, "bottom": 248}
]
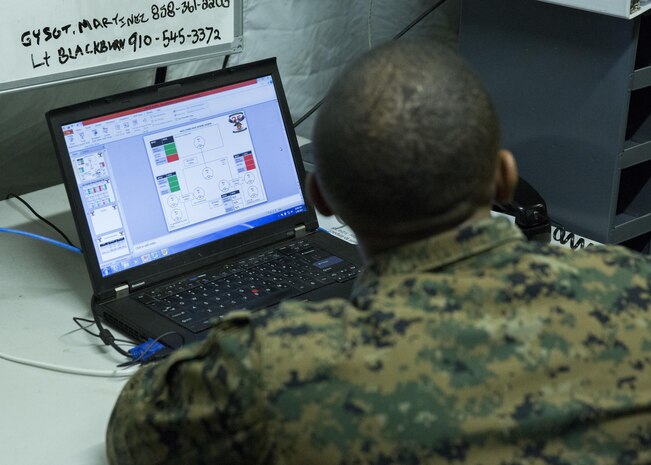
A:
[{"left": 106, "top": 311, "right": 270, "bottom": 465}]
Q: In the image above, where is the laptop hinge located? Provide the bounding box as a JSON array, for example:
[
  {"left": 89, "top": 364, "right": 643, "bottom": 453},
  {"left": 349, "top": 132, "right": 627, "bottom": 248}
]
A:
[
  {"left": 294, "top": 224, "right": 307, "bottom": 238},
  {"left": 115, "top": 283, "right": 130, "bottom": 299}
]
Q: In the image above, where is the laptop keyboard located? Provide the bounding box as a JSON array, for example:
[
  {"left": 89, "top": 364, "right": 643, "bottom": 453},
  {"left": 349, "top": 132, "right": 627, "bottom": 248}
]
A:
[{"left": 132, "top": 240, "right": 359, "bottom": 333}]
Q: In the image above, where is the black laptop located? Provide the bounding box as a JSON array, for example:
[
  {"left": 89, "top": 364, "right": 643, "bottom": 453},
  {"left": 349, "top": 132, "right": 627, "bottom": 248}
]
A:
[{"left": 47, "top": 58, "right": 361, "bottom": 348}]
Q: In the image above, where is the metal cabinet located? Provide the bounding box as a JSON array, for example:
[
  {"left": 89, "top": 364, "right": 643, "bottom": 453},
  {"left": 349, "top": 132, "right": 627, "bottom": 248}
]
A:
[{"left": 460, "top": 0, "right": 651, "bottom": 252}]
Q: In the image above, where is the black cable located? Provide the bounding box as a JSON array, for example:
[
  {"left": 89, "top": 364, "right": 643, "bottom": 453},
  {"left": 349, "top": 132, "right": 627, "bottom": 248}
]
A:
[
  {"left": 73, "top": 317, "right": 101, "bottom": 338},
  {"left": 552, "top": 225, "right": 587, "bottom": 250},
  {"left": 91, "top": 304, "right": 132, "bottom": 358},
  {"left": 89, "top": 298, "right": 184, "bottom": 363},
  {"left": 293, "top": 0, "right": 449, "bottom": 129},
  {"left": 293, "top": 97, "right": 325, "bottom": 129},
  {"left": 5, "top": 193, "right": 78, "bottom": 248},
  {"left": 392, "top": 0, "right": 448, "bottom": 41},
  {"left": 549, "top": 217, "right": 598, "bottom": 250},
  {"left": 72, "top": 317, "right": 134, "bottom": 345}
]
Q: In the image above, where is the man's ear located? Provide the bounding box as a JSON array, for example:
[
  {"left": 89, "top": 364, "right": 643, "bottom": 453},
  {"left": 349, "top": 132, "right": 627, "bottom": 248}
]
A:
[
  {"left": 494, "top": 149, "right": 518, "bottom": 203},
  {"left": 306, "top": 172, "right": 335, "bottom": 217}
]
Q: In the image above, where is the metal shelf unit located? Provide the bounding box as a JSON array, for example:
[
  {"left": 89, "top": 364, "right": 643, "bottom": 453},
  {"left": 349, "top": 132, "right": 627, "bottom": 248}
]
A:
[{"left": 460, "top": 0, "right": 651, "bottom": 252}]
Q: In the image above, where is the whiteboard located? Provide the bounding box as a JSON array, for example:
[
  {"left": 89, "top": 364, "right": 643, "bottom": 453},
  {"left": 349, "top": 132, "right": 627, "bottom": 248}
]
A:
[{"left": 0, "top": 0, "right": 243, "bottom": 93}]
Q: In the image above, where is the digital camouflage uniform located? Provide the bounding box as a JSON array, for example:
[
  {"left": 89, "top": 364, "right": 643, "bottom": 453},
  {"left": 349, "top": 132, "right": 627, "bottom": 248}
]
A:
[{"left": 107, "top": 216, "right": 651, "bottom": 465}]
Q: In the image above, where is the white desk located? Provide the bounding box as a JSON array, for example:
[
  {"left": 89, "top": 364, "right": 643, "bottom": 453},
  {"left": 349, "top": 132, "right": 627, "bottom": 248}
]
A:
[{"left": 0, "top": 185, "right": 129, "bottom": 465}]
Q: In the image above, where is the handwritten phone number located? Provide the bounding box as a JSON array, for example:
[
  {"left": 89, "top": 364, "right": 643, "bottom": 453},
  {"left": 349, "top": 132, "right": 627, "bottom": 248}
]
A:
[
  {"left": 152, "top": 0, "right": 231, "bottom": 19},
  {"left": 126, "top": 28, "right": 221, "bottom": 52},
  {"left": 160, "top": 27, "right": 221, "bottom": 47},
  {"left": 56, "top": 27, "right": 222, "bottom": 64}
]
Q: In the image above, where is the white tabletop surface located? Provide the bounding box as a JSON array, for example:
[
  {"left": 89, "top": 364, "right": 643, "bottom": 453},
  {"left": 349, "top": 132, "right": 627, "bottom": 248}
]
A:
[{"left": 0, "top": 185, "right": 131, "bottom": 465}]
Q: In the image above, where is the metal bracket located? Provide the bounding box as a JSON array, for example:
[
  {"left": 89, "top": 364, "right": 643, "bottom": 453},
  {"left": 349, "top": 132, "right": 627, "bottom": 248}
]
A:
[
  {"left": 294, "top": 224, "right": 307, "bottom": 238},
  {"left": 115, "top": 283, "right": 130, "bottom": 299}
]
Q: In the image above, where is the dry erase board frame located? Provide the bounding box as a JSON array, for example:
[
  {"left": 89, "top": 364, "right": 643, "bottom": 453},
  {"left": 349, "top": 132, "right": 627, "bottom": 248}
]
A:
[{"left": 1, "top": 0, "right": 243, "bottom": 94}]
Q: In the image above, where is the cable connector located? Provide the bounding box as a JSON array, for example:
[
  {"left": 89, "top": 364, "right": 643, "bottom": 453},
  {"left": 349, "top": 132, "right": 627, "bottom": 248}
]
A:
[
  {"left": 99, "top": 328, "right": 116, "bottom": 345},
  {"left": 129, "top": 338, "right": 166, "bottom": 362}
]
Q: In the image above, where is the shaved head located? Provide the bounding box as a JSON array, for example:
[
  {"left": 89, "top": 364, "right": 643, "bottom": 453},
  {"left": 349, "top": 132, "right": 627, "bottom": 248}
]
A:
[{"left": 312, "top": 40, "right": 500, "bottom": 239}]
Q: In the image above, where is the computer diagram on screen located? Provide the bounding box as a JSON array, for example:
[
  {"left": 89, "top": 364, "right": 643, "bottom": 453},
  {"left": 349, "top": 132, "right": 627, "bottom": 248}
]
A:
[{"left": 144, "top": 112, "right": 268, "bottom": 232}]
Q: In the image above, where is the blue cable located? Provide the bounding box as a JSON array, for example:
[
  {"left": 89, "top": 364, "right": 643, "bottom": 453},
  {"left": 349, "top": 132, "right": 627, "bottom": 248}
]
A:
[{"left": 0, "top": 228, "right": 82, "bottom": 254}]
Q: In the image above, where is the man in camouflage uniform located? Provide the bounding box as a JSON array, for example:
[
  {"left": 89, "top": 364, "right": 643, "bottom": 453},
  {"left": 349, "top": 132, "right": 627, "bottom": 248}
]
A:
[{"left": 106, "top": 40, "right": 651, "bottom": 464}]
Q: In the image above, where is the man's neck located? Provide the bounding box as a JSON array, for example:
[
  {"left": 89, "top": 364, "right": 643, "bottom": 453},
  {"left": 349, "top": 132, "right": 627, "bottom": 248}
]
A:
[{"left": 356, "top": 207, "right": 493, "bottom": 262}]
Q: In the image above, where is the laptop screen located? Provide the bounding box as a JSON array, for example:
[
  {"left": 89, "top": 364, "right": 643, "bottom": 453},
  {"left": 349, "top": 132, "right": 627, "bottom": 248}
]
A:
[{"left": 59, "top": 76, "right": 307, "bottom": 277}]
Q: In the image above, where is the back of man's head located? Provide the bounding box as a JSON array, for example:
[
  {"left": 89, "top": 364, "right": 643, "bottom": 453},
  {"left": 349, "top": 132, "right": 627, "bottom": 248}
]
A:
[{"left": 313, "top": 40, "right": 500, "bottom": 239}]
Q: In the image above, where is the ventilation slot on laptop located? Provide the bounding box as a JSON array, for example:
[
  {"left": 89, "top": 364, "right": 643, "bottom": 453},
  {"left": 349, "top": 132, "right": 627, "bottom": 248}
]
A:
[{"left": 102, "top": 313, "right": 144, "bottom": 342}]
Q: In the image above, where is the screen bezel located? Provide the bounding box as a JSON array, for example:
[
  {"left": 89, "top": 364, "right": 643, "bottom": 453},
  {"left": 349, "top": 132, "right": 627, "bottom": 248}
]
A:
[{"left": 47, "top": 58, "right": 317, "bottom": 298}]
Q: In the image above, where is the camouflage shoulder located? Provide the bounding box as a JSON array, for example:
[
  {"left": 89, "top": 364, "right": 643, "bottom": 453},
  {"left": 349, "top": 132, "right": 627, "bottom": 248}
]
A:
[
  {"left": 203, "top": 299, "right": 355, "bottom": 361},
  {"left": 554, "top": 241, "right": 651, "bottom": 273},
  {"left": 107, "top": 309, "right": 267, "bottom": 465},
  {"left": 245, "top": 297, "right": 354, "bottom": 330}
]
